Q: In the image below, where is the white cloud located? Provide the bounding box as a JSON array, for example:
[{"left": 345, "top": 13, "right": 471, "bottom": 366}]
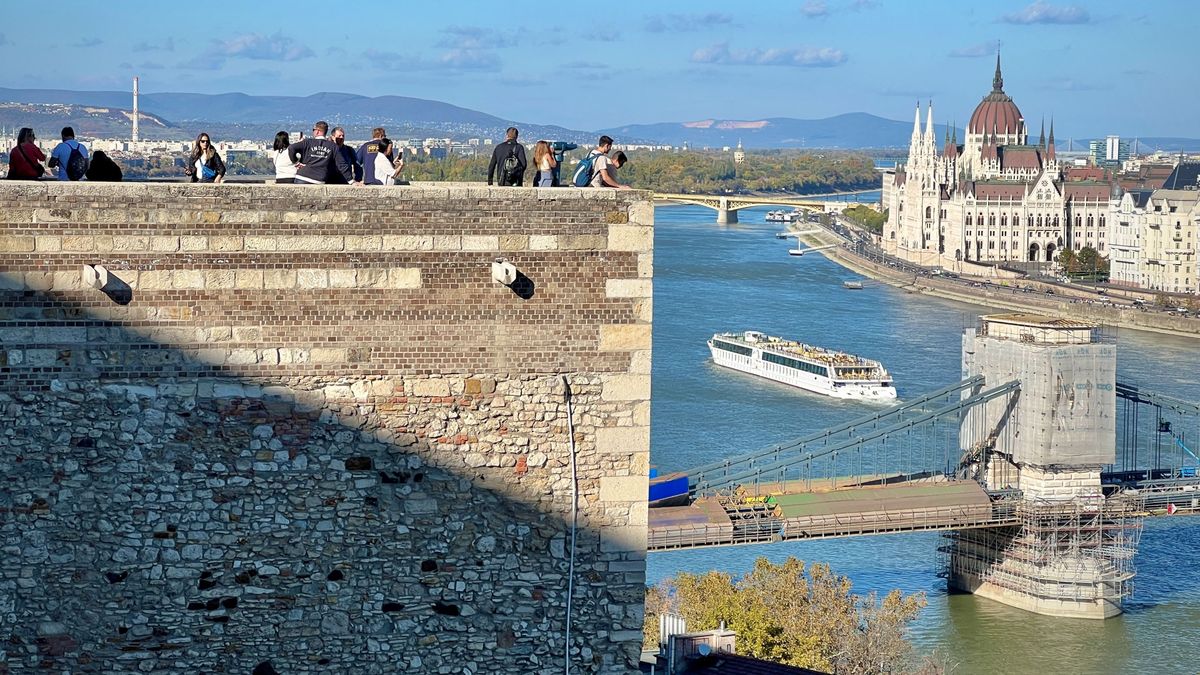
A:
[
  {"left": 363, "top": 48, "right": 500, "bottom": 72},
  {"left": 801, "top": 1, "right": 829, "bottom": 18},
  {"left": 691, "top": 43, "right": 846, "bottom": 68},
  {"left": 1001, "top": 2, "right": 1091, "bottom": 25},
  {"left": 645, "top": 12, "right": 734, "bottom": 33}
]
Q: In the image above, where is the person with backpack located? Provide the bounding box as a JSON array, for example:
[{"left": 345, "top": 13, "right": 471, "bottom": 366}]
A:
[
  {"left": 184, "top": 132, "right": 225, "bottom": 183},
  {"left": 85, "top": 150, "right": 123, "bottom": 182},
  {"left": 48, "top": 127, "right": 89, "bottom": 181},
  {"left": 487, "top": 127, "right": 527, "bottom": 186},
  {"left": 572, "top": 135, "right": 629, "bottom": 189},
  {"left": 7, "top": 127, "right": 47, "bottom": 180}
]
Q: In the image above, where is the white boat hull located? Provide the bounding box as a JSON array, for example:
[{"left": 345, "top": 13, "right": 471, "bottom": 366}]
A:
[{"left": 709, "top": 342, "right": 897, "bottom": 400}]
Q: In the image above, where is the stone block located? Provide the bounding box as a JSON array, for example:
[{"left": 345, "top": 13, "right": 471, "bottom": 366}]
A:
[
  {"left": 235, "top": 269, "right": 264, "bottom": 289},
  {"left": 608, "top": 225, "right": 653, "bottom": 252},
  {"left": 210, "top": 236, "right": 243, "bottom": 252},
  {"left": 149, "top": 236, "right": 179, "bottom": 252},
  {"left": 309, "top": 348, "right": 347, "bottom": 364},
  {"left": 628, "top": 201, "right": 655, "bottom": 226},
  {"left": 602, "top": 374, "right": 651, "bottom": 401},
  {"left": 296, "top": 269, "right": 329, "bottom": 289},
  {"left": 382, "top": 235, "right": 434, "bottom": 251},
  {"left": 529, "top": 235, "right": 558, "bottom": 250},
  {"left": 632, "top": 298, "right": 653, "bottom": 323},
  {"left": 462, "top": 235, "right": 499, "bottom": 251},
  {"left": 499, "top": 234, "right": 528, "bottom": 251},
  {"left": 0, "top": 236, "right": 35, "bottom": 252},
  {"left": 24, "top": 272, "right": 53, "bottom": 291},
  {"left": 279, "top": 235, "right": 344, "bottom": 251},
  {"left": 244, "top": 236, "right": 277, "bottom": 251},
  {"left": 637, "top": 252, "right": 654, "bottom": 278},
  {"left": 204, "top": 270, "right": 236, "bottom": 289},
  {"left": 560, "top": 235, "right": 607, "bottom": 250},
  {"left": 61, "top": 235, "right": 94, "bottom": 252},
  {"left": 172, "top": 270, "right": 206, "bottom": 290},
  {"left": 411, "top": 379, "right": 451, "bottom": 397},
  {"left": 328, "top": 269, "right": 358, "bottom": 288},
  {"left": 231, "top": 326, "right": 262, "bottom": 342},
  {"left": 263, "top": 269, "right": 296, "bottom": 289},
  {"left": 137, "top": 270, "right": 172, "bottom": 290},
  {"left": 180, "top": 236, "right": 209, "bottom": 251},
  {"left": 434, "top": 235, "right": 462, "bottom": 251},
  {"left": 600, "top": 324, "right": 652, "bottom": 351},
  {"left": 599, "top": 475, "right": 648, "bottom": 502},
  {"left": 606, "top": 279, "right": 652, "bottom": 298},
  {"left": 346, "top": 235, "right": 382, "bottom": 251},
  {"left": 596, "top": 426, "right": 650, "bottom": 456},
  {"left": 600, "top": 525, "right": 647, "bottom": 554},
  {"left": 35, "top": 236, "right": 61, "bottom": 252},
  {"left": 111, "top": 236, "right": 148, "bottom": 252},
  {"left": 385, "top": 268, "right": 422, "bottom": 289},
  {"left": 605, "top": 211, "right": 630, "bottom": 224}
]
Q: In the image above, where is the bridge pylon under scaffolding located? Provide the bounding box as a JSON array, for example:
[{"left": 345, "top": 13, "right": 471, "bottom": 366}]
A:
[{"left": 649, "top": 313, "right": 1200, "bottom": 619}]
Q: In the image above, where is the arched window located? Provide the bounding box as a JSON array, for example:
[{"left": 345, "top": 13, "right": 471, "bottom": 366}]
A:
[
  {"left": 966, "top": 214, "right": 973, "bottom": 226},
  {"left": 1099, "top": 215, "right": 1106, "bottom": 227},
  {"left": 1087, "top": 215, "right": 1094, "bottom": 227},
  {"left": 925, "top": 206, "right": 932, "bottom": 219}
]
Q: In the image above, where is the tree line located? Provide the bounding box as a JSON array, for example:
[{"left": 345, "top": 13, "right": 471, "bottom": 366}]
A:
[{"left": 646, "top": 556, "right": 941, "bottom": 674}]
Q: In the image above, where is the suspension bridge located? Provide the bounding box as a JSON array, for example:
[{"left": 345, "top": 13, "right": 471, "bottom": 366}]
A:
[{"left": 646, "top": 314, "right": 1200, "bottom": 618}]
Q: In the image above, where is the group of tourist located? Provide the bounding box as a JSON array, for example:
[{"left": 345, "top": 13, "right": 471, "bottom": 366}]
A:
[
  {"left": 7, "top": 121, "right": 631, "bottom": 189},
  {"left": 487, "top": 129, "right": 630, "bottom": 189},
  {"left": 5, "top": 126, "right": 122, "bottom": 181},
  {"left": 266, "top": 121, "right": 402, "bottom": 185}
]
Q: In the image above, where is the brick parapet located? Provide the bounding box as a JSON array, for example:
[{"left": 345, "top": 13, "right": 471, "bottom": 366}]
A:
[{"left": 0, "top": 183, "right": 653, "bottom": 673}]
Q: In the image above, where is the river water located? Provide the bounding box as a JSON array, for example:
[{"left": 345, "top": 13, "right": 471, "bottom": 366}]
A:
[{"left": 646, "top": 204, "right": 1200, "bottom": 675}]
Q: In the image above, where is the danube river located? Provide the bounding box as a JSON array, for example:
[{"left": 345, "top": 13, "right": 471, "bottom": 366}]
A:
[{"left": 647, "top": 204, "right": 1200, "bottom": 674}]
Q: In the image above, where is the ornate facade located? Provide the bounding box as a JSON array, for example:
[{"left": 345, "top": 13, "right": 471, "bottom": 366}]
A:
[{"left": 882, "top": 56, "right": 1116, "bottom": 267}]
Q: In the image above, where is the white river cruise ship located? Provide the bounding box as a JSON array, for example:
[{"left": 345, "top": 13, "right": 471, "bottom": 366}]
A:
[{"left": 707, "top": 331, "right": 896, "bottom": 400}]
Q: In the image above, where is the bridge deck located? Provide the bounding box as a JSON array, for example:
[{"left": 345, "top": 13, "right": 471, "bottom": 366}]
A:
[{"left": 648, "top": 481, "right": 1015, "bottom": 551}]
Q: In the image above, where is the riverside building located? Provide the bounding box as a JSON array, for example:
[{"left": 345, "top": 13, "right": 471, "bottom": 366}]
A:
[{"left": 881, "top": 55, "right": 1116, "bottom": 269}]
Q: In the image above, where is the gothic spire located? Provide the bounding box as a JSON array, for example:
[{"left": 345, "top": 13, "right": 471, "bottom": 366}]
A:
[
  {"left": 911, "top": 101, "right": 922, "bottom": 144},
  {"left": 924, "top": 100, "right": 935, "bottom": 139},
  {"left": 1039, "top": 118, "right": 1045, "bottom": 148},
  {"left": 992, "top": 51, "right": 1004, "bottom": 92}
]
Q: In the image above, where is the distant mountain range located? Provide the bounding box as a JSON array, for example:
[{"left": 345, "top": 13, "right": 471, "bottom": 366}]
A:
[
  {"left": 0, "top": 87, "right": 590, "bottom": 144},
  {"left": 1, "top": 87, "right": 1196, "bottom": 151},
  {"left": 602, "top": 113, "right": 959, "bottom": 149}
]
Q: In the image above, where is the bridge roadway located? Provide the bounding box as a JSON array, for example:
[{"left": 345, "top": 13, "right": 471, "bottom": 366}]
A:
[
  {"left": 648, "top": 479, "right": 1017, "bottom": 551},
  {"left": 654, "top": 189, "right": 878, "bottom": 224}
]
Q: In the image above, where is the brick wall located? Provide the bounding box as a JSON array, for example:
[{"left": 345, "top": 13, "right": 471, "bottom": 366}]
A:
[{"left": 0, "top": 183, "right": 653, "bottom": 673}]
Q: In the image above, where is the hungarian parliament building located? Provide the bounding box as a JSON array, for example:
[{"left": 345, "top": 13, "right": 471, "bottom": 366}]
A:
[{"left": 881, "top": 56, "right": 1199, "bottom": 295}]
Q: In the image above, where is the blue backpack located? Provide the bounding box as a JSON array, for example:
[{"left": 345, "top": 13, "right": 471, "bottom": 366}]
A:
[{"left": 572, "top": 151, "right": 604, "bottom": 187}]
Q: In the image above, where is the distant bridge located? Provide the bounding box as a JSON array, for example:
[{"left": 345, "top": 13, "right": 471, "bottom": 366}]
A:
[{"left": 654, "top": 189, "right": 878, "bottom": 224}]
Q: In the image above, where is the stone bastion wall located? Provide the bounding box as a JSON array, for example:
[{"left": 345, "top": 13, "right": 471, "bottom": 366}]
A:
[{"left": 0, "top": 183, "right": 653, "bottom": 674}]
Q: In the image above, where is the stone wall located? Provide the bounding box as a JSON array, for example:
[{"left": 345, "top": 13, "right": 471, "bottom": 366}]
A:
[{"left": 0, "top": 183, "right": 653, "bottom": 673}]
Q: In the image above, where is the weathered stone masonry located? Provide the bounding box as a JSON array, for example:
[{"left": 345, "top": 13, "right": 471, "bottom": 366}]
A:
[{"left": 0, "top": 183, "right": 653, "bottom": 673}]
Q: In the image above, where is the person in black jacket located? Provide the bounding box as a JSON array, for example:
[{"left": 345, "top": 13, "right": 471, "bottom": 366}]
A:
[
  {"left": 85, "top": 150, "right": 123, "bottom": 182},
  {"left": 288, "top": 120, "right": 350, "bottom": 184},
  {"left": 487, "top": 127, "right": 527, "bottom": 186},
  {"left": 185, "top": 132, "right": 225, "bottom": 183}
]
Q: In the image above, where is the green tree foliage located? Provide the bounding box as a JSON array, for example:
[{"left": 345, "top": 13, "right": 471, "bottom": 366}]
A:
[
  {"left": 620, "top": 150, "right": 879, "bottom": 195},
  {"left": 399, "top": 149, "right": 879, "bottom": 194},
  {"left": 843, "top": 205, "right": 888, "bottom": 233},
  {"left": 1058, "top": 246, "right": 1109, "bottom": 279},
  {"left": 645, "top": 557, "right": 931, "bottom": 674}
]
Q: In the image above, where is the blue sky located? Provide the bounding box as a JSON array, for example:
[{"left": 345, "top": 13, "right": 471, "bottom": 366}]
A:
[{"left": 3, "top": 0, "right": 1195, "bottom": 137}]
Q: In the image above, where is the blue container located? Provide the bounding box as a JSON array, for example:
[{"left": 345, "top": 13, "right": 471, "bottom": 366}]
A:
[{"left": 649, "top": 475, "right": 689, "bottom": 503}]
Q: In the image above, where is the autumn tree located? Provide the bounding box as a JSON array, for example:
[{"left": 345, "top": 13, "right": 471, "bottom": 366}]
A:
[{"left": 644, "top": 557, "right": 932, "bottom": 675}]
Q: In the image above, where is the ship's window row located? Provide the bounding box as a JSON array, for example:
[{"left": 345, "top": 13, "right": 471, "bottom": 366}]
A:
[
  {"left": 713, "top": 340, "right": 753, "bottom": 357},
  {"left": 761, "top": 351, "right": 828, "bottom": 376}
]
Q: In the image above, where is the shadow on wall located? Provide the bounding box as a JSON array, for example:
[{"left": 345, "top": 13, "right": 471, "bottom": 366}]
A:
[{"left": 0, "top": 283, "right": 641, "bottom": 673}]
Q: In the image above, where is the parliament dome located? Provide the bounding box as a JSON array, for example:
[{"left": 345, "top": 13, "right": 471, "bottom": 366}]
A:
[{"left": 968, "top": 55, "right": 1023, "bottom": 135}]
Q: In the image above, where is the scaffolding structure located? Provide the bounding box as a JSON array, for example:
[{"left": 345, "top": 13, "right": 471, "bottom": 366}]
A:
[{"left": 942, "top": 494, "right": 1144, "bottom": 610}]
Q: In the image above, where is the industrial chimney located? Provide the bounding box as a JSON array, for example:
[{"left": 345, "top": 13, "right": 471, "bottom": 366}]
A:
[{"left": 132, "top": 76, "right": 140, "bottom": 144}]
